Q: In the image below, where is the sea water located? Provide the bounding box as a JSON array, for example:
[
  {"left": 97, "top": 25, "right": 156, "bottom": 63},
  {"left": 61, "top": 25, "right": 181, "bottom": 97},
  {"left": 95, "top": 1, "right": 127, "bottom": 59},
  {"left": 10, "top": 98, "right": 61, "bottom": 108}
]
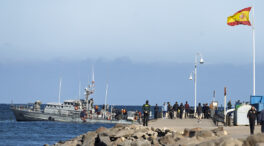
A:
[{"left": 0, "top": 104, "right": 153, "bottom": 146}]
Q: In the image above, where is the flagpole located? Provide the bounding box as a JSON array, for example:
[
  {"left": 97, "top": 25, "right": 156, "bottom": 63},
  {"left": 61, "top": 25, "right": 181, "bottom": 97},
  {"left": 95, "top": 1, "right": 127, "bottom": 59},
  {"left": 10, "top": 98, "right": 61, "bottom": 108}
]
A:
[{"left": 252, "top": 6, "right": 256, "bottom": 96}]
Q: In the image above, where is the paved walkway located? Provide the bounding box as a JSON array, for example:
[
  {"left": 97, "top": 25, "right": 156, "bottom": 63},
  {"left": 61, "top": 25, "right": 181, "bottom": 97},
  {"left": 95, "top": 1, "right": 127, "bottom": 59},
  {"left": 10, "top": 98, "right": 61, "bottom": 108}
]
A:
[
  {"left": 149, "top": 118, "right": 216, "bottom": 131},
  {"left": 148, "top": 118, "right": 262, "bottom": 138}
]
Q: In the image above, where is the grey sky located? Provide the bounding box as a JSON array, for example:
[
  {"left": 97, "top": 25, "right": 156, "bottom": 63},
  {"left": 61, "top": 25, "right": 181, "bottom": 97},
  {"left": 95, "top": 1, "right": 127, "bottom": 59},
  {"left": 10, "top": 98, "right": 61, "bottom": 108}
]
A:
[
  {"left": 0, "top": 0, "right": 264, "bottom": 105},
  {"left": 0, "top": 0, "right": 263, "bottom": 64}
]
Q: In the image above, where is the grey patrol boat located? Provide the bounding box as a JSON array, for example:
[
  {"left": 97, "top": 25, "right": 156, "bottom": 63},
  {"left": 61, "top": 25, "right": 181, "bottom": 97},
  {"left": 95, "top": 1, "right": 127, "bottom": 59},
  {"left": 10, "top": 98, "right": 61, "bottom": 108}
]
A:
[{"left": 11, "top": 79, "right": 136, "bottom": 124}]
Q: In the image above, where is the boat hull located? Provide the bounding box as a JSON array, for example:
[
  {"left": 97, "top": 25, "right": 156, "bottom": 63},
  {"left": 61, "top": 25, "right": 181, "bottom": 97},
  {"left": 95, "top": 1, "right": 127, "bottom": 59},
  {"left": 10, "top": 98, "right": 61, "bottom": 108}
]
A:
[{"left": 11, "top": 108, "right": 134, "bottom": 124}]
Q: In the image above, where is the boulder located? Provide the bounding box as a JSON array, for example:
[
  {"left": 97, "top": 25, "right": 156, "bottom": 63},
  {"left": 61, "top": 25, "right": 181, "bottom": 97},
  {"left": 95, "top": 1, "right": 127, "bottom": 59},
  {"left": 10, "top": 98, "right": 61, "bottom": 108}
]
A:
[
  {"left": 54, "top": 139, "right": 80, "bottom": 146},
  {"left": 96, "top": 127, "right": 107, "bottom": 134},
  {"left": 197, "top": 140, "right": 216, "bottom": 146},
  {"left": 82, "top": 132, "right": 97, "bottom": 146},
  {"left": 115, "top": 129, "right": 135, "bottom": 138},
  {"left": 218, "top": 137, "right": 243, "bottom": 146},
  {"left": 97, "top": 134, "right": 112, "bottom": 146},
  {"left": 197, "top": 137, "right": 243, "bottom": 146},
  {"left": 211, "top": 127, "right": 227, "bottom": 137},
  {"left": 196, "top": 130, "right": 214, "bottom": 139},
  {"left": 114, "top": 124, "right": 125, "bottom": 128},
  {"left": 131, "top": 140, "right": 151, "bottom": 146},
  {"left": 159, "top": 134, "right": 175, "bottom": 145},
  {"left": 244, "top": 133, "right": 264, "bottom": 146},
  {"left": 132, "top": 132, "right": 145, "bottom": 139},
  {"left": 155, "top": 128, "right": 166, "bottom": 137},
  {"left": 183, "top": 128, "right": 201, "bottom": 138}
]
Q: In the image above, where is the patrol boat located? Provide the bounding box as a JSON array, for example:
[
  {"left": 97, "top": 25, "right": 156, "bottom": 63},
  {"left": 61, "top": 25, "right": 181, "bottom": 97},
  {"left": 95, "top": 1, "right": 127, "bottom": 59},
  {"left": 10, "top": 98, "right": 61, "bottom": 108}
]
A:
[{"left": 11, "top": 79, "right": 136, "bottom": 124}]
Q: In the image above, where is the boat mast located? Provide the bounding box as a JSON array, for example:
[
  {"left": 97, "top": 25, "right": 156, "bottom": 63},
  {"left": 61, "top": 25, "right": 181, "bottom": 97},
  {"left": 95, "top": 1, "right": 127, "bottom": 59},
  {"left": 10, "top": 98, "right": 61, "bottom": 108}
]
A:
[
  {"left": 58, "top": 78, "right": 62, "bottom": 105},
  {"left": 104, "top": 83, "right": 109, "bottom": 118},
  {"left": 85, "top": 67, "right": 95, "bottom": 111},
  {"left": 78, "top": 81, "right": 81, "bottom": 100}
]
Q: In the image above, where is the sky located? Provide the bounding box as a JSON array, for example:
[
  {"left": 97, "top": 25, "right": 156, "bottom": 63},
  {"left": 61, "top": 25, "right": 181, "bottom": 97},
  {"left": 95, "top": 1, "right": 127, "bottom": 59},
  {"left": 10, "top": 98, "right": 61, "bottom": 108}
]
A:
[{"left": 0, "top": 0, "right": 264, "bottom": 105}]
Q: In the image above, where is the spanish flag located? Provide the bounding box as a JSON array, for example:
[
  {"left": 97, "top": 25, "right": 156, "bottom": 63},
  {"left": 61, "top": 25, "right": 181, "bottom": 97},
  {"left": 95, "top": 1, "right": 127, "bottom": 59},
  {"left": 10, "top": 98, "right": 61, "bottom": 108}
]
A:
[{"left": 227, "top": 7, "right": 251, "bottom": 26}]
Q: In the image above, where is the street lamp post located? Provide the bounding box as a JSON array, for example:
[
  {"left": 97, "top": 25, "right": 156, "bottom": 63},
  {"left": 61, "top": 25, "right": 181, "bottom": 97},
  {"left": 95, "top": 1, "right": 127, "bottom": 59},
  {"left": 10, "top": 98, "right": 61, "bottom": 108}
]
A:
[{"left": 189, "top": 53, "right": 204, "bottom": 116}]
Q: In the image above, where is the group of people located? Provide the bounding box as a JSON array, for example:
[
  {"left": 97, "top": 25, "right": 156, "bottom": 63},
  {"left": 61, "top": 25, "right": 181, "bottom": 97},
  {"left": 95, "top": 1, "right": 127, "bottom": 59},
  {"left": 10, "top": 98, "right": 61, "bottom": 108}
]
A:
[
  {"left": 196, "top": 103, "right": 211, "bottom": 120},
  {"left": 162, "top": 101, "right": 190, "bottom": 119}
]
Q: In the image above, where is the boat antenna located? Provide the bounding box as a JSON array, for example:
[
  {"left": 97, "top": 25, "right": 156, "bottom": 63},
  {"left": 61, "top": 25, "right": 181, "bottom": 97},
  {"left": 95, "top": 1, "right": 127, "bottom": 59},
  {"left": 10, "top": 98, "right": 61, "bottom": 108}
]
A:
[
  {"left": 92, "top": 65, "right": 95, "bottom": 87},
  {"left": 104, "top": 82, "right": 109, "bottom": 118},
  {"left": 78, "top": 80, "right": 81, "bottom": 100},
  {"left": 58, "top": 78, "right": 62, "bottom": 104}
]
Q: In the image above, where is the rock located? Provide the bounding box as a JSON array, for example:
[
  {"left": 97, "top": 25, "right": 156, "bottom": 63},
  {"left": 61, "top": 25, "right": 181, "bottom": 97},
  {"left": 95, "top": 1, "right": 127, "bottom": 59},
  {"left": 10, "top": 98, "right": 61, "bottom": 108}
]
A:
[
  {"left": 183, "top": 128, "right": 191, "bottom": 137},
  {"left": 132, "top": 132, "right": 145, "bottom": 139},
  {"left": 198, "top": 137, "right": 243, "bottom": 146},
  {"left": 219, "top": 137, "right": 243, "bottom": 146},
  {"left": 97, "top": 134, "right": 112, "bottom": 146},
  {"left": 244, "top": 133, "right": 264, "bottom": 146},
  {"left": 212, "top": 127, "right": 228, "bottom": 137},
  {"left": 114, "top": 124, "right": 125, "bottom": 128},
  {"left": 131, "top": 140, "right": 151, "bottom": 146},
  {"left": 54, "top": 139, "right": 80, "bottom": 146},
  {"left": 95, "top": 127, "right": 107, "bottom": 134},
  {"left": 175, "top": 137, "right": 197, "bottom": 146},
  {"left": 115, "top": 129, "right": 135, "bottom": 137},
  {"left": 155, "top": 128, "right": 166, "bottom": 137},
  {"left": 118, "top": 139, "right": 133, "bottom": 146},
  {"left": 151, "top": 138, "right": 160, "bottom": 146},
  {"left": 183, "top": 128, "right": 201, "bottom": 138},
  {"left": 82, "top": 132, "right": 97, "bottom": 146},
  {"left": 146, "top": 130, "right": 156, "bottom": 136},
  {"left": 197, "top": 140, "right": 216, "bottom": 146},
  {"left": 112, "top": 137, "right": 123, "bottom": 145},
  {"left": 159, "top": 134, "right": 175, "bottom": 145},
  {"left": 142, "top": 134, "right": 149, "bottom": 140},
  {"left": 196, "top": 130, "right": 214, "bottom": 138}
]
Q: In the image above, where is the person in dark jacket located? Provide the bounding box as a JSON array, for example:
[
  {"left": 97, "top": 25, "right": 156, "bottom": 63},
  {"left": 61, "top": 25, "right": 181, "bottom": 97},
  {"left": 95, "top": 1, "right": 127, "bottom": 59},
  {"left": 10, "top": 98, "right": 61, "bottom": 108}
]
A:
[
  {"left": 173, "top": 102, "right": 179, "bottom": 118},
  {"left": 179, "top": 103, "right": 184, "bottom": 119},
  {"left": 197, "top": 103, "right": 203, "bottom": 122},
  {"left": 154, "top": 104, "right": 159, "bottom": 119},
  {"left": 142, "top": 100, "right": 151, "bottom": 126},
  {"left": 259, "top": 109, "right": 264, "bottom": 133},
  {"left": 167, "top": 102, "right": 173, "bottom": 119},
  {"left": 80, "top": 109, "right": 87, "bottom": 122},
  {"left": 247, "top": 106, "right": 257, "bottom": 134}
]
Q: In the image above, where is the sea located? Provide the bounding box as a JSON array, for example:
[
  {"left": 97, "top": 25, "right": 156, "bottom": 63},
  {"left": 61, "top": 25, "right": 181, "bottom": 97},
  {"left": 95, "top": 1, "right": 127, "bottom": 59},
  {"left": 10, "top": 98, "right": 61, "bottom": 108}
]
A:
[{"left": 0, "top": 104, "right": 154, "bottom": 146}]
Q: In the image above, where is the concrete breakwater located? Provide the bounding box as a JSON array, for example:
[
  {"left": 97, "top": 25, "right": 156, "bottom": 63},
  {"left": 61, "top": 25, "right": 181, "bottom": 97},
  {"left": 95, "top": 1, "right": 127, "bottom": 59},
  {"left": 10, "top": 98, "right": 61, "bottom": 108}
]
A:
[{"left": 47, "top": 124, "right": 264, "bottom": 146}]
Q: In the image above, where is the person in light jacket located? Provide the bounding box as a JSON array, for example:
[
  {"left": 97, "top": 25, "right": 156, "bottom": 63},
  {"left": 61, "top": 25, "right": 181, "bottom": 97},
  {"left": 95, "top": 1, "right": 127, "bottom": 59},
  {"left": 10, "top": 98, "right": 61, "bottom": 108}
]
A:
[{"left": 162, "top": 102, "right": 167, "bottom": 119}]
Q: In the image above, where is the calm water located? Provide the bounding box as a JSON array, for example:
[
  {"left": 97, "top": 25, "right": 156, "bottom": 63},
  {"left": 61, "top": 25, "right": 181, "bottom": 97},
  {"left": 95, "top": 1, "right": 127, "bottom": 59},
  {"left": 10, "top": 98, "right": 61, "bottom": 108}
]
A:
[{"left": 0, "top": 104, "right": 151, "bottom": 146}]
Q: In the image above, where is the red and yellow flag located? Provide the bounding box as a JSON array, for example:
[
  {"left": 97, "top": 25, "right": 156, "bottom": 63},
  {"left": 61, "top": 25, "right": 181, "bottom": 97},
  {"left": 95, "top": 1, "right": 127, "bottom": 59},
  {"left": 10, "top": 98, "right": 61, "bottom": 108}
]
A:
[{"left": 227, "top": 7, "right": 251, "bottom": 26}]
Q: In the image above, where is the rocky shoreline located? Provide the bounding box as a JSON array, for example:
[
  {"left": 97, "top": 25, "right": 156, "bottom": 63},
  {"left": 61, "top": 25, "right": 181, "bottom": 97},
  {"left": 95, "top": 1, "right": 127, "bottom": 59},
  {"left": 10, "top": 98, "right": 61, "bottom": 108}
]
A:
[{"left": 47, "top": 124, "right": 264, "bottom": 146}]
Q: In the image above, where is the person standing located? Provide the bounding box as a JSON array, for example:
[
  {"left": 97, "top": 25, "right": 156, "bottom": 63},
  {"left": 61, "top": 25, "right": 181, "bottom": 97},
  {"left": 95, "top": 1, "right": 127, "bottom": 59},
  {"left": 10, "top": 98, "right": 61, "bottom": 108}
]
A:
[
  {"left": 173, "top": 102, "right": 179, "bottom": 118},
  {"left": 80, "top": 109, "right": 87, "bottom": 122},
  {"left": 185, "top": 101, "right": 190, "bottom": 118},
  {"left": 197, "top": 103, "right": 202, "bottom": 122},
  {"left": 154, "top": 104, "right": 159, "bottom": 119},
  {"left": 162, "top": 102, "right": 167, "bottom": 119},
  {"left": 259, "top": 109, "right": 264, "bottom": 133},
  {"left": 167, "top": 102, "right": 173, "bottom": 119},
  {"left": 179, "top": 103, "right": 184, "bottom": 119},
  {"left": 142, "top": 100, "right": 150, "bottom": 126},
  {"left": 247, "top": 106, "right": 257, "bottom": 135}
]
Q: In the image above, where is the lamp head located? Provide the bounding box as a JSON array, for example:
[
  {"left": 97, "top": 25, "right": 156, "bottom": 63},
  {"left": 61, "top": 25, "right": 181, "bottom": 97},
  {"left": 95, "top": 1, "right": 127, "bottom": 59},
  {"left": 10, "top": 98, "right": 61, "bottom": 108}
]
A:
[
  {"left": 189, "top": 73, "right": 193, "bottom": 80},
  {"left": 200, "top": 57, "right": 204, "bottom": 64}
]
